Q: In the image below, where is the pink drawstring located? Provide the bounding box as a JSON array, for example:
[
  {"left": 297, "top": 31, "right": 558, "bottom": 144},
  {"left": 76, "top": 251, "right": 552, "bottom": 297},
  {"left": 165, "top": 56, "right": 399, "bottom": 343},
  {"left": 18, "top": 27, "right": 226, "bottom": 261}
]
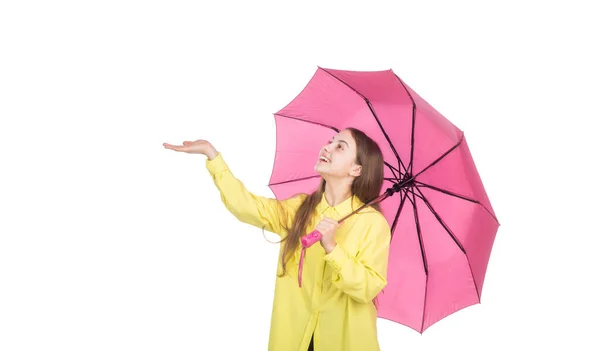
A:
[
  {"left": 298, "top": 247, "right": 306, "bottom": 287},
  {"left": 298, "top": 229, "right": 322, "bottom": 287}
]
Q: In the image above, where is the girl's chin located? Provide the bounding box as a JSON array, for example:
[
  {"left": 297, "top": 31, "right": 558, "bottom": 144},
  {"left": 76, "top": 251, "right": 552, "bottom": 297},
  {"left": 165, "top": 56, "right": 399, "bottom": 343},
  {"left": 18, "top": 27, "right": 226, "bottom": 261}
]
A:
[{"left": 314, "top": 164, "right": 333, "bottom": 175}]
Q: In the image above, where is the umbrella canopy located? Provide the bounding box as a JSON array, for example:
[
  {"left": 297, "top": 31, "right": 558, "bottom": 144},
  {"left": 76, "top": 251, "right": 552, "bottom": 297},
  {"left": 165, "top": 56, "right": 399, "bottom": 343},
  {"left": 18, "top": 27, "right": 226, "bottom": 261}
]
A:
[{"left": 268, "top": 67, "right": 500, "bottom": 333}]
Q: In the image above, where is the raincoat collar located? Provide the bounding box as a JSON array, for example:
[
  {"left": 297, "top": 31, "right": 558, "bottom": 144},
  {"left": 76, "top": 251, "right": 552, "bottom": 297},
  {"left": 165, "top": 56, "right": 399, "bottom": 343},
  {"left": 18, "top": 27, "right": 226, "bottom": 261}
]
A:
[{"left": 316, "top": 192, "right": 363, "bottom": 218}]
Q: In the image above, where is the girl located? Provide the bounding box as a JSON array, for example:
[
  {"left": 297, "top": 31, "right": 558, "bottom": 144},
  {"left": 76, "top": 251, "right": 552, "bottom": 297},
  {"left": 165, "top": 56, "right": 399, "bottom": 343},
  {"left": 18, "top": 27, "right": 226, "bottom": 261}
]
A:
[{"left": 163, "top": 127, "right": 391, "bottom": 351}]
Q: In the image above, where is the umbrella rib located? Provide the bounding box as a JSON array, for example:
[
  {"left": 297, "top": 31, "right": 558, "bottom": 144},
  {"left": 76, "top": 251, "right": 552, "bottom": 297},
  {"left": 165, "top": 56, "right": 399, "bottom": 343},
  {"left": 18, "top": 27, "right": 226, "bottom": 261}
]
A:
[
  {"left": 365, "top": 100, "right": 408, "bottom": 174},
  {"left": 389, "top": 188, "right": 409, "bottom": 241},
  {"left": 274, "top": 113, "right": 340, "bottom": 132},
  {"left": 319, "top": 68, "right": 369, "bottom": 100},
  {"left": 412, "top": 133, "right": 464, "bottom": 180},
  {"left": 319, "top": 68, "right": 408, "bottom": 175},
  {"left": 415, "top": 181, "right": 478, "bottom": 203},
  {"left": 414, "top": 181, "right": 499, "bottom": 224},
  {"left": 406, "top": 189, "right": 428, "bottom": 276},
  {"left": 414, "top": 186, "right": 466, "bottom": 253},
  {"left": 408, "top": 104, "right": 416, "bottom": 176},
  {"left": 406, "top": 187, "right": 429, "bottom": 333},
  {"left": 414, "top": 186, "right": 481, "bottom": 301},
  {"left": 410, "top": 104, "right": 416, "bottom": 175},
  {"left": 393, "top": 74, "right": 417, "bottom": 175},
  {"left": 384, "top": 162, "right": 401, "bottom": 179},
  {"left": 269, "top": 174, "right": 321, "bottom": 186}
]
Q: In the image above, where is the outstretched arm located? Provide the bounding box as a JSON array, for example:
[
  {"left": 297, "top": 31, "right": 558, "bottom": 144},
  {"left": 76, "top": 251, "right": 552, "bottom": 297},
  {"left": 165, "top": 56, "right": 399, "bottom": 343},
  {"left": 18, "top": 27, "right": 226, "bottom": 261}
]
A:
[{"left": 206, "top": 152, "right": 304, "bottom": 236}]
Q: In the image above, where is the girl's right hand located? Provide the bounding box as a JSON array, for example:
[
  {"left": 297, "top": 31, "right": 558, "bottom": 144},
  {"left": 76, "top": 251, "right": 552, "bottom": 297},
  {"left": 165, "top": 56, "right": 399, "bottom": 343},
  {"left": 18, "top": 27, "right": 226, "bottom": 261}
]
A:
[{"left": 163, "top": 139, "right": 218, "bottom": 159}]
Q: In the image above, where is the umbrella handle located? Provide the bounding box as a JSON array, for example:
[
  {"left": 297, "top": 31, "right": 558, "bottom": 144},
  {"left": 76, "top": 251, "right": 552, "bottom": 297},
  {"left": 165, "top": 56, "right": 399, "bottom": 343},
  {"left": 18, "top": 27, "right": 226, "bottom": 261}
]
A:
[
  {"left": 297, "top": 192, "right": 391, "bottom": 287},
  {"left": 301, "top": 230, "right": 322, "bottom": 248}
]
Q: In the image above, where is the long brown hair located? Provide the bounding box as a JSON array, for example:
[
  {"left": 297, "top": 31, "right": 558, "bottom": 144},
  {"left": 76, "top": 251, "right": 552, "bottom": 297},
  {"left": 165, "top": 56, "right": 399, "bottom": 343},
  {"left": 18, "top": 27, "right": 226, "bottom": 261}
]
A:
[{"left": 276, "top": 127, "right": 385, "bottom": 276}]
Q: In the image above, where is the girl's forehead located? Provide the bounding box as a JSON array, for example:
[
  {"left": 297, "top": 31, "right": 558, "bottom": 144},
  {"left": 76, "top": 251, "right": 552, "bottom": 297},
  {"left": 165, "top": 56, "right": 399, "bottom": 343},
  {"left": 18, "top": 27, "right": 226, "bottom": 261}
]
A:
[
  {"left": 335, "top": 130, "right": 353, "bottom": 142},
  {"left": 335, "top": 130, "right": 351, "bottom": 139}
]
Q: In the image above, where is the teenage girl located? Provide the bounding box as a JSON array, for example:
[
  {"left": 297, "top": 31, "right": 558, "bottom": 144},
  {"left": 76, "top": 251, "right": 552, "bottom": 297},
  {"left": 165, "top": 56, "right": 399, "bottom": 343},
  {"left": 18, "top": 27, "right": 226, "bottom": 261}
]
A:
[{"left": 163, "top": 127, "right": 391, "bottom": 351}]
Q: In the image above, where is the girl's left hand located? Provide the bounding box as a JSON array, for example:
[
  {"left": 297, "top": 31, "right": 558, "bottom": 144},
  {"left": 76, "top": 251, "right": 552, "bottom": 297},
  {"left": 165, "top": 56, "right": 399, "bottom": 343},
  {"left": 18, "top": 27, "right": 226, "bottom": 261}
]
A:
[{"left": 316, "top": 217, "right": 341, "bottom": 254}]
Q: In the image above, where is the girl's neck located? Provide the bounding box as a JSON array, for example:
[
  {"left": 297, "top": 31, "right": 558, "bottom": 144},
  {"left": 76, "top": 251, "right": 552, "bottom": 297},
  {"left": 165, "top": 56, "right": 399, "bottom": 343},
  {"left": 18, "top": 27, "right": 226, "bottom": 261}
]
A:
[{"left": 323, "top": 182, "right": 353, "bottom": 207}]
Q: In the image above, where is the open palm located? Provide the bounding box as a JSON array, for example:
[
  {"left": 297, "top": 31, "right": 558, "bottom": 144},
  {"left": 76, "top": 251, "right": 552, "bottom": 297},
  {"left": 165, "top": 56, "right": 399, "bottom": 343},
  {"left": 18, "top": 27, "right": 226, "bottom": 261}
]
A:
[{"left": 163, "top": 139, "right": 215, "bottom": 156}]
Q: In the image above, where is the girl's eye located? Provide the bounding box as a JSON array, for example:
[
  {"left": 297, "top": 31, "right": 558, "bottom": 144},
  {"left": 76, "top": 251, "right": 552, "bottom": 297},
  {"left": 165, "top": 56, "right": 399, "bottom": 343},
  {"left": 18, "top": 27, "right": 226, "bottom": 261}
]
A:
[{"left": 327, "top": 140, "right": 342, "bottom": 150}]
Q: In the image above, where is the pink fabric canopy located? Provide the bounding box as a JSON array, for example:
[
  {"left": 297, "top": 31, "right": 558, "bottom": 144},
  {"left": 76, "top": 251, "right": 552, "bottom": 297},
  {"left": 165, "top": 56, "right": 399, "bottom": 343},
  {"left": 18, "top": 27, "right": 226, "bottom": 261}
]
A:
[{"left": 268, "top": 67, "right": 500, "bottom": 333}]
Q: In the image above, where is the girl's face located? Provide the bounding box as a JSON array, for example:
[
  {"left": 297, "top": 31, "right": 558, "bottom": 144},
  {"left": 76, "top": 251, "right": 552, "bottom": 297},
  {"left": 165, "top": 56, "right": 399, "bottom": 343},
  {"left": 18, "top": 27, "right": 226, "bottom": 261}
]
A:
[{"left": 314, "top": 129, "right": 361, "bottom": 178}]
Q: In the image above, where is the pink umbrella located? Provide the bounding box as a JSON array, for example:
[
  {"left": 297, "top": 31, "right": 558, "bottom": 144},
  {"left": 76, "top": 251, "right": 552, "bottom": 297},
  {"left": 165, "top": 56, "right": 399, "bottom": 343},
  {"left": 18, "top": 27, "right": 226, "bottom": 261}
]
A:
[{"left": 267, "top": 67, "right": 500, "bottom": 333}]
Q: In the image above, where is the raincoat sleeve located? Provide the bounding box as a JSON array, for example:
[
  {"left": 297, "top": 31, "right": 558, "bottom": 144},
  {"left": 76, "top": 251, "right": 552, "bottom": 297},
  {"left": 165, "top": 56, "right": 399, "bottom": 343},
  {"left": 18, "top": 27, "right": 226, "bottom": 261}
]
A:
[
  {"left": 323, "top": 213, "right": 391, "bottom": 304},
  {"left": 205, "top": 152, "right": 303, "bottom": 236}
]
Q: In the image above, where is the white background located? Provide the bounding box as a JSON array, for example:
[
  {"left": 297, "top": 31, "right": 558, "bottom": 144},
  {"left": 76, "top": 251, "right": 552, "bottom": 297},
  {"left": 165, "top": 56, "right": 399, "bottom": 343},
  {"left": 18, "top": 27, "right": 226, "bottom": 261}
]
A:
[{"left": 1, "top": 1, "right": 598, "bottom": 350}]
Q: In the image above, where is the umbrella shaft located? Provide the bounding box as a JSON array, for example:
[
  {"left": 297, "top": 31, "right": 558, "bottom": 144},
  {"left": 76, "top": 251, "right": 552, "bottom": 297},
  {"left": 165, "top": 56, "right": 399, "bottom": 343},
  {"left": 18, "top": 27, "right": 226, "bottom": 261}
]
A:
[{"left": 338, "top": 192, "right": 390, "bottom": 224}]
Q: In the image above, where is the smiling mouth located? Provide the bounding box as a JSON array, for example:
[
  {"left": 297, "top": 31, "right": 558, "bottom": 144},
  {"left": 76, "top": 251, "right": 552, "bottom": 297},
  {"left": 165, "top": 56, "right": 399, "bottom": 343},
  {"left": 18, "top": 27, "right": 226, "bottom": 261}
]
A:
[{"left": 319, "top": 156, "right": 330, "bottom": 163}]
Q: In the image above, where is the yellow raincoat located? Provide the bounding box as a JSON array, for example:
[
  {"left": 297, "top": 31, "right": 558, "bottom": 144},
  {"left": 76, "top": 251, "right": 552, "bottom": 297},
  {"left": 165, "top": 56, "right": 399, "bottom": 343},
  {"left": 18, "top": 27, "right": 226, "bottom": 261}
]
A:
[{"left": 206, "top": 152, "right": 391, "bottom": 351}]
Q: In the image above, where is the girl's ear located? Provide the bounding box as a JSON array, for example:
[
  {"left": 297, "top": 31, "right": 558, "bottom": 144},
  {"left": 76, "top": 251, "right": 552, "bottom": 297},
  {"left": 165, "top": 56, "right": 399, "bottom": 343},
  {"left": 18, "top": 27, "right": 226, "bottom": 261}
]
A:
[{"left": 350, "top": 164, "right": 362, "bottom": 177}]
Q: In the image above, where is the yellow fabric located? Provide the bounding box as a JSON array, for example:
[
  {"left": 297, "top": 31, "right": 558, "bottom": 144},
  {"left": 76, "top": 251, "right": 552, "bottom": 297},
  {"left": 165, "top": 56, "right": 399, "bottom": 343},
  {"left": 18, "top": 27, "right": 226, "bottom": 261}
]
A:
[{"left": 206, "top": 152, "right": 391, "bottom": 351}]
